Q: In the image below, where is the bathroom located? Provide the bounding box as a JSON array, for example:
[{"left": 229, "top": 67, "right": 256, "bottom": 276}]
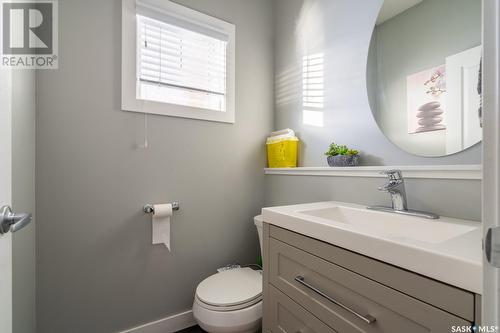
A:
[{"left": 0, "top": 0, "right": 497, "bottom": 332}]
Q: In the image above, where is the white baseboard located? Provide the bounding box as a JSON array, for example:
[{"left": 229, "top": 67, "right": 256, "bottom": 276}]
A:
[{"left": 118, "top": 310, "right": 197, "bottom": 333}]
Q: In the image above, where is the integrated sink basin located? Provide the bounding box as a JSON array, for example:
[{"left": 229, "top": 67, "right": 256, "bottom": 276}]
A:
[
  {"left": 299, "top": 206, "right": 477, "bottom": 244},
  {"left": 261, "top": 201, "right": 482, "bottom": 293}
]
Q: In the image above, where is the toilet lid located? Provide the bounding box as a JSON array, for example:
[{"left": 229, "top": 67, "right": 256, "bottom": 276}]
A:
[{"left": 196, "top": 268, "right": 262, "bottom": 307}]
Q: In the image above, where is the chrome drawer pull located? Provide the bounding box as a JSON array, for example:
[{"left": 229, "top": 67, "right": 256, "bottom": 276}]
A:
[{"left": 295, "top": 276, "right": 376, "bottom": 324}]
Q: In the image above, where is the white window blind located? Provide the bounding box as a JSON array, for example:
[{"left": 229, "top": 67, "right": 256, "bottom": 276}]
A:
[{"left": 137, "top": 14, "right": 228, "bottom": 112}]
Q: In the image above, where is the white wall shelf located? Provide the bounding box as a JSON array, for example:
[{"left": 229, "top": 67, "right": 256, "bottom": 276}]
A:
[{"left": 264, "top": 165, "right": 482, "bottom": 180}]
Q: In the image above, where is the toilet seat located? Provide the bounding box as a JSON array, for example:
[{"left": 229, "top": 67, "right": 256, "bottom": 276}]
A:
[
  {"left": 193, "top": 268, "right": 263, "bottom": 333},
  {"left": 195, "top": 268, "right": 262, "bottom": 311},
  {"left": 195, "top": 293, "right": 262, "bottom": 312},
  {"left": 193, "top": 297, "right": 262, "bottom": 333}
]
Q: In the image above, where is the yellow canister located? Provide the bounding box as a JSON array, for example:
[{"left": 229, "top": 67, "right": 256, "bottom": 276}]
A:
[{"left": 266, "top": 137, "right": 299, "bottom": 168}]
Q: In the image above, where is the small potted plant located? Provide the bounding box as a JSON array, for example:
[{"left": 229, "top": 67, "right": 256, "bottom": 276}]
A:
[{"left": 325, "top": 142, "right": 360, "bottom": 167}]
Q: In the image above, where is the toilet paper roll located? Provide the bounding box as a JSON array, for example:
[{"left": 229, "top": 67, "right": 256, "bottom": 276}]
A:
[{"left": 152, "top": 203, "right": 173, "bottom": 250}]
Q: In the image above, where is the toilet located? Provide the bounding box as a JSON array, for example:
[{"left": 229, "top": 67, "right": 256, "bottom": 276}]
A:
[{"left": 192, "top": 216, "right": 264, "bottom": 333}]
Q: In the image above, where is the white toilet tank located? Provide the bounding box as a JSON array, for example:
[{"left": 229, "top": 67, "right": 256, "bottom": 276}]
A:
[{"left": 254, "top": 215, "right": 264, "bottom": 254}]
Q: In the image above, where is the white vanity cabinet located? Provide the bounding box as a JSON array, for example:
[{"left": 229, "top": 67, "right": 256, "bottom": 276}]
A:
[{"left": 262, "top": 224, "right": 480, "bottom": 333}]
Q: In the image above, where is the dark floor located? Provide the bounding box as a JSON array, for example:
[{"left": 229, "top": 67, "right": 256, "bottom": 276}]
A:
[
  {"left": 177, "top": 326, "right": 206, "bottom": 333},
  {"left": 177, "top": 326, "right": 262, "bottom": 333}
]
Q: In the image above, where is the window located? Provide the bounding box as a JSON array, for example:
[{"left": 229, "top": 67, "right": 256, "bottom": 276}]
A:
[
  {"left": 122, "top": 0, "right": 235, "bottom": 123},
  {"left": 137, "top": 15, "right": 227, "bottom": 111}
]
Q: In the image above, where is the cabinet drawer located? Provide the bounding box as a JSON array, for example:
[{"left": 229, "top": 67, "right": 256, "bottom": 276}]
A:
[
  {"left": 269, "top": 238, "right": 471, "bottom": 333},
  {"left": 268, "top": 285, "right": 336, "bottom": 333},
  {"left": 269, "top": 225, "right": 475, "bottom": 321}
]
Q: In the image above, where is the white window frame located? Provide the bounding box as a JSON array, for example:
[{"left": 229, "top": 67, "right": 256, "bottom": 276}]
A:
[{"left": 122, "top": 0, "right": 236, "bottom": 123}]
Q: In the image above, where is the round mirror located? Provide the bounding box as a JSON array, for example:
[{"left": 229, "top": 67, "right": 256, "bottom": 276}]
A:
[{"left": 367, "top": 0, "right": 482, "bottom": 157}]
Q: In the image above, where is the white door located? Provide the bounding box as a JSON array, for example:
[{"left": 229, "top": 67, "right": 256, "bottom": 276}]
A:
[
  {"left": 483, "top": 0, "right": 500, "bottom": 327},
  {"left": 445, "top": 45, "right": 482, "bottom": 154},
  {"left": 0, "top": 64, "right": 34, "bottom": 333},
  {"left": 0, "top": 64, "right": 13, "bottom": 333}
]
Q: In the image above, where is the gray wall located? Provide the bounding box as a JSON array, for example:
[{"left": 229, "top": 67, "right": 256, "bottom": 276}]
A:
[
  {"left": 34, "top": 1, "right": 482, "bottom": 332},
  {"left": 273, "top": 0, "right": 481, "bottom": 166},
  {"left": 368, "top": 0, "right": 482, "bottom": 156},
  {"left": 264, "top": 176, "right": 481, "bottom": 221},
  {"left": 12, "top": 71, "right": 36, "bottom": 333},
  {"left": 35, "top": 0, "right": 273, "bottom": 332}
]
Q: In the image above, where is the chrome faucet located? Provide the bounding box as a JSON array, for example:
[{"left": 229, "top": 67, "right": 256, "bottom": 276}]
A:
[
  {"left": 378, "top": 170, "right": 407, "bottom": 211},
  {"left": 368, "top": 170, "right": 439, "bottom": 219}
]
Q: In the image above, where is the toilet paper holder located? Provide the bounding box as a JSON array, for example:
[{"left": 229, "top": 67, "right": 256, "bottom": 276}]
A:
[{"left": 143, "top": 202, "right": 180, "bottom": 214}]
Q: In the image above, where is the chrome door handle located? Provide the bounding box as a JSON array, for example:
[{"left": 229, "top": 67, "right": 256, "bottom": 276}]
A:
[
  {"left": 486, "top": 227, "right": 500, "bottom": 267},
  {"left": 295, "top": 276, "right": 376, "bottom": 324},
  {"left": 0, "top": 205, "right": 32, "bottom": 234}
]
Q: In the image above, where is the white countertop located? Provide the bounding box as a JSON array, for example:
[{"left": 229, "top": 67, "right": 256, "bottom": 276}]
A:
[{"left": 262, "top": 201, "right": 483, "bottom": 294}]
